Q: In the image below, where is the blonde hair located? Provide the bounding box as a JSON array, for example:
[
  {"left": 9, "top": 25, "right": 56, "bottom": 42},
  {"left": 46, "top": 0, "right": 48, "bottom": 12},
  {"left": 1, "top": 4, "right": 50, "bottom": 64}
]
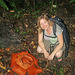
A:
[{"left": 37, "top": 14, "right": 54, "bottom": 33}]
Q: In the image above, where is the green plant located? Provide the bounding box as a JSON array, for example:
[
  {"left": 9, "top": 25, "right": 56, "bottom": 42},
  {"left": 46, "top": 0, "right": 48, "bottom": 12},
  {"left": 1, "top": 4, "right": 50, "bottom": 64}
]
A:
[
  {"left": 0, "top": 0, "right": 9, "bottom": 10},
  {"left": 0, "top": 45, "right": 4, "bottom": 48},
  {"left": 58, "top": 67, "right": 64, "bottom": 75},
  {"left": 69, "top": 0, "right": 75, "bottom": 3},
  {"left": 20, "top": 29, "right": 32, "bottom": 34},
  {"left": 51, "top": 66, "right": 64, "bottom": 75},
  {"left": 51, "top": 66, "right": 58, "bottom": 74},
  {"left": 49, "top": 0, "right": 57, "bottom": 16},
  {"left": 14, "top": 10, "right": 23, "bottom": 18},
  {"left": 10, "top": 8, "right": 26, "bottom": 18},
  {"left": 15, "top": 27, "right": 19, "bottom": 32}
]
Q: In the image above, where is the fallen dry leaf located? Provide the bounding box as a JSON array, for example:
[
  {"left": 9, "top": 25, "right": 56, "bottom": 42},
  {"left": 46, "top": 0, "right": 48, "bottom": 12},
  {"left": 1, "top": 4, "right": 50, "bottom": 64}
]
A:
[
  {"left": 29, "top": 41, "right": 34, "bottom": 45},
  {"left": 10, "top": 10, "right": 14, "bottom": 12},
  {"left": 27, "top": 41, "right": 30, "bottom": 43},
  {"left": 0, "top": 49, "right": 3, "bottom": 52},
  {"left": 0, "top": 63, "right": 6, "bottom": 70},
  {"left": 6, "top": 48, "right": 10, "bottom": 51},
  {"left": 31, "top": 28, "right": 34, "bottom": 30},
  {"left": 7, "top": 70, "right": 11, "bottom": 72},
  {"left": 25, "top": 24, "right": 28, "bottom": 27},
  {"left": 24, "top": 13, "right": 30, "bottom": 15},
  {"left": 0, "top": 56, "right": 2, "bottom": 59}
]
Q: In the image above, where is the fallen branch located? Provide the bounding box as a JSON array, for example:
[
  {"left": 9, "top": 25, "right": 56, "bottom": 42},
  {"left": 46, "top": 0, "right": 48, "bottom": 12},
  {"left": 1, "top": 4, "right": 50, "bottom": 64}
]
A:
[{"left": 37, "top": 57, "right": 49, "bottom": 74}]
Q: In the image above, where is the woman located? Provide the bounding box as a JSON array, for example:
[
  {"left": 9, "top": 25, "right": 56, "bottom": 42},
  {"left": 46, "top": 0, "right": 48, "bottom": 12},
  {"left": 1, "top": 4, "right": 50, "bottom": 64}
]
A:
[{"left": 37, "top": 14, "right": 65, "bottom": 62}]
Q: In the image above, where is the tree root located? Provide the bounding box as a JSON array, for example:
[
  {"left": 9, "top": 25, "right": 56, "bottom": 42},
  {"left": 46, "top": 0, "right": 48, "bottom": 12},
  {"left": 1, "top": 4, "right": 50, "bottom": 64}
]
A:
[{"left": 37, "top": 58, "right": 49, "bottom": 74}]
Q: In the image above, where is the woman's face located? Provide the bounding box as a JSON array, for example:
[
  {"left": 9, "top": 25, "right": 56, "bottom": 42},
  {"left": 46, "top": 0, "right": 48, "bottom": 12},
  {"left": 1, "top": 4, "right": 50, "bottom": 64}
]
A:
[{"left": 40, "top": 18, "right": 50, "bottom": 31}]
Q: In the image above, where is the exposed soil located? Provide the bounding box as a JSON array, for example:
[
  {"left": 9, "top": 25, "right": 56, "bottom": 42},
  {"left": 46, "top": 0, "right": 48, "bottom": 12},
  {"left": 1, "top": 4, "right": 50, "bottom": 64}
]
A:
[{"left": 0, "top": 2, "right": 75, "bottom": 75}]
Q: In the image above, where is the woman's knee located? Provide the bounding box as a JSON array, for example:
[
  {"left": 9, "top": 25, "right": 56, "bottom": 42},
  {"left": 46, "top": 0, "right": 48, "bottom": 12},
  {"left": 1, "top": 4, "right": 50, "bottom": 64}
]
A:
[
  {"left": 55, "top": 50, "right": 63, "bottom": 58},
  {"left": 37, "top": 46, "right": 43, "bottom": 53}
]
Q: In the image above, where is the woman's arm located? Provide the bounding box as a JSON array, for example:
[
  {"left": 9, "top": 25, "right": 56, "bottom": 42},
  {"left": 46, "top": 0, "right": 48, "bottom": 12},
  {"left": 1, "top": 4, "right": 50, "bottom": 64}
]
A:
[
  {"left": 38, "top": 31, "right": 49, "bottom": 58},
  {"left": 52, "top": 33, "right": 63, "bottom": 55},
  {"left": 38, "top": 32, "right": 46, "bottom": 52}
]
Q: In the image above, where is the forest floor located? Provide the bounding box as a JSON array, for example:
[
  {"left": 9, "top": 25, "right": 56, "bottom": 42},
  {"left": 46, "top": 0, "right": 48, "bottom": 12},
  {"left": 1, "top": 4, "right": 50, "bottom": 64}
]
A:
[{"left": 0, "top": 2, "right": 75, "bottom": 75}]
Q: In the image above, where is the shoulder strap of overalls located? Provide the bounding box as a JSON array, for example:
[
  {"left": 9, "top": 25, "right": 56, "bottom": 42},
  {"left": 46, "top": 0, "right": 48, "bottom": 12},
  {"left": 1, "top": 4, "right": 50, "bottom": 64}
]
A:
[{"left": 53, "top": 23, "right": 57, "bottom": 37}]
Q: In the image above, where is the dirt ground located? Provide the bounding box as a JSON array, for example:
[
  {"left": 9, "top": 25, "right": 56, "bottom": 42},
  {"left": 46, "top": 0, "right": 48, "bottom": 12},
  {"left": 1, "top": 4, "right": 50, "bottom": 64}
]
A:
[{"left": 0, "top": 2, "right": 75, "bottom": 75}]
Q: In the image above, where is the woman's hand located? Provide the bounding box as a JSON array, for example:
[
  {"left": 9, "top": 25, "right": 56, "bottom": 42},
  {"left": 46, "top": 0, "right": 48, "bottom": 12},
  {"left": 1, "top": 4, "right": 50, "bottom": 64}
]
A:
[
  {"left": 43, "top": 50, "right": 49, "bottom": 59},
  {"left": 48, "top": 53, "right": 55, "bottom": 60}
]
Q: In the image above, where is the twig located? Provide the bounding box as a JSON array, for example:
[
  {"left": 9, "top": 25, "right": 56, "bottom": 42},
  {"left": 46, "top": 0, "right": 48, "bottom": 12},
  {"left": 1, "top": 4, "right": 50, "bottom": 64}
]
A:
[
  {"left": 42, "top": 60, "right": 49, "bottom": 74},
  {"left": 37, "top": 58, "right": 49, "bottom": 74},
  {"left": 25, "top": 46, "right": 31, "bottom": 53}
]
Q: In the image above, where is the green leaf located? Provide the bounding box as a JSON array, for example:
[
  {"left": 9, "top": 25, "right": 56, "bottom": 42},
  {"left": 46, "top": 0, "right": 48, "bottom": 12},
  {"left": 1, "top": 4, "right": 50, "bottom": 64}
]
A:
[
  {"left": 0, "top": 0, "right": 9, "bottom": 10},
  {"left": 10, "top": 2, "right": 16, "bottom": 8},
  {"left": 52, "top": 5, "right": 57, "bottom": 8},
  {"left": 0, "top": 45, "right": 4, "bottom": 47},
  {"left": 29, "top": 29, "right": 32, "bottom": 31},
  {"left": 20, "top": 31, "right": 27, "bottom": 34},
  {"left": 58, "top": 67, "right": 64, "bottom": 75},
  {"left": 15, "top": 27, "right": 19, "bottom": 32},
  {"left": 58, "top": 71, "right": 64, "bottom": 75},
  {"left": 60, "top": 67, "right": 64, "bottom": 71},
  {"left": 69, "top": 0, "right": 75, "bottom": 3}
]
